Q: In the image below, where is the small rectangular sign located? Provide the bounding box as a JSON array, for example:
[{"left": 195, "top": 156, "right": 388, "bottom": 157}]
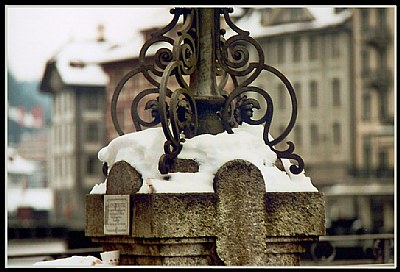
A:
[{"left": 104, "top": 195, "right": 130, "bottom": 235}]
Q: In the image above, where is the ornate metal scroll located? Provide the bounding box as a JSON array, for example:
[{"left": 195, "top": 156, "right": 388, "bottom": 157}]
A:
[
  {"left": 216, "top": 8, "right": 304, "bottom": 174},
  {"left": 111, "top": 8, "right": 198, "bottom": 174},
  {"left": 111, "top": 7, "right": 305, "bottom": 175}
]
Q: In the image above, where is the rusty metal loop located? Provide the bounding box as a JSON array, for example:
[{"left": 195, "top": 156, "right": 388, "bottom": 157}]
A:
[
  {"left": 111, "top": 64, "right": 155, "bottom": 135},
  {"left": 131, "top": 88, "right": 163, "bottom": 131},
  {"left": 220, "top": 62, "right": 304, "bottom": 175},
  {"left": 221, "top": 86, "right": 273, "bottom": 133},
  {"left": 157, "top": 61, "right": 197, "bottom": 174}
]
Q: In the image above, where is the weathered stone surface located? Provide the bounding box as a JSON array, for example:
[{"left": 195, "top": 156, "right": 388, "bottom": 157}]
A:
[
  {"left": 214, "top": 159, "right": 267, "bottom": 266},
  {"left": 106, "top": 160, "right": 143, "bottom": 195},
  {"left": 85, "top": 194, "right": 104, "bottom": 237},
  {"left": 169, "top": 158, "right": 199, "bottom": 173},
  {"left": 92, "top": 236, "right": 223, "bottom": 266},
  {"left": 264, "top": 237, "right": 318, "bottom": 266},
  {"left": 132, "top": 193, "right": 217, "bottom": 238},
  {"left": 265, "top": 192, "right": 326, "bottom": 237}
]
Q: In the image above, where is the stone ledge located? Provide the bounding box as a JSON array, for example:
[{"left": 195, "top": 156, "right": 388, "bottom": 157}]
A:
[
  {"left": 85, "top": 159, "right": 325, "bottom": 266},
  {"left": 265, "top": 192, "right": 326, "bottom": 237},
  {"left": 86, "top": 191, "right": 325, "bottom": 238},
  {"left": 86, "top": 193, "right": 218, "bottom": 237},
  {"left": 91, "top": 236, "right": 221, "bottom": 266}
]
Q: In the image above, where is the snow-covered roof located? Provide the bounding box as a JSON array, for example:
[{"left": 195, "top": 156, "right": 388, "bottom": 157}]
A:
[
  {"left": 91, "top": 8, "right": 179, "bottom": 64},
  {"left": 93, "top": 7, "right": 352, "bottom": 65},
  {"left": 52, "top": 39, "right": 113, "bottom": 86},
  {"left": 92, "top": 34, "right": 145, "bottom": 64},
  {"left": 7, "top": 188, "right": 54, "bottom": 212},
  {"left": 7, "top": 147, "right": 39, "bottom": 175},
  {"left": 230, "top": 7, "right": 352, "bottom": 39}
]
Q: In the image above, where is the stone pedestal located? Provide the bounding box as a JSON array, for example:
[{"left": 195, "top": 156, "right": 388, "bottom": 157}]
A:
[{"left": 86, "top": 159, "right": 325, "bottom": 266}]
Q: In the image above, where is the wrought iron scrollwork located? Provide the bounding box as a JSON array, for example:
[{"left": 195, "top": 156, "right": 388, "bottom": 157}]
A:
[
  {"left": 111, "top": 7, "right": 305, "bottom": 175},
  {"left": 217, "top": 8, "right": 304, "bottom": 174},
  {"left": 111, "top": 7, "right": 198, "bottom": 174},
  {"left": 220, "top": 63, "right": 304, "bottom": 174},
  {"left": 158, "top": 61, "right": 197, "bottom": 174}
]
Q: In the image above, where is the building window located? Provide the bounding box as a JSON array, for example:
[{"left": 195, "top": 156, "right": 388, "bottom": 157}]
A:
[
  {"left": 361, "top": 49, "right": 370, "bottom": 76},
  {"left": 332, "top": 78, "right": 341, "bottom": 107},
  {"left": 308, "top": 35, "right": 318, "bottom": 60},
  {"left": 378, "top": 92, "right": 388, "bottom": 122},
  {"left": 69, "top": 123, "right": 74, "bottom": 145},
  {"left": 378, "top": 149, "right": 388, "bottom": 171},
  {"left": 86, "top": 93, "right": 99, "bottom": 111},
  {"left": 277, "top": 39, "right": 285, "bottom": 64},
  {"left": 363, "top": 136, "right": 371, "bottom": 174},
  {"left": 60, "top": 157, "right": 65, "bottom": 180},
  {"left": 60, "top": 125, "right": 65, "bottom": 146},
  {"left": 278, "top": 84, "right": 286, "bottom": 109},
  {"left": 310, "top": 123, "right": 319, "bottom": 145},
  {"left": 54, "top": 96, "right": 60, "bottom": 115},
  {"left": 332, "top": 33, "right": 340, "bottom": 58},
  {"left": 291, "top": 8, "right": 303, "bottom": 21},
  {"left": 377, "top": 8, "right": 387, "bottom": 29},
  {"left": 292, "top": 36, "right": 301, "bottom": 62},
  {"left": 66, "top": 156, "right": 71, "bottom": 179},
  {"left": 293, "top": 82, "right": 301, "bottom": 108},
  {"left": 54, "top": 157, "right": 59, "bottom": 179},
  {"left": 309, "top": 81, "right": 318, "bottom": 108},
  {"left": 86, "top": 155, "right": 98, "bottom": 176},
  {"left": 294, "top": 125, "right": 302, "bottom": 146},
  {"left": 266, "top": 43, "right": 274, "bottom": 63},
  {"left": 332, "top": 122, "right": 341, "bottom": 145},
  {"left": 362, "top": 94, "right": 371, "bottom": 120},
  {"left": 361, "top": 8, "right": 370, "bottom": 31},
  {"left": 86, "top": 122, "right": 99, "bottom": 143}
]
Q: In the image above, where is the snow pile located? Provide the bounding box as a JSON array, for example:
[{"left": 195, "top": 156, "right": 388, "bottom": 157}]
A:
[
  {"left": 33, "top": 256, "right": 103, "bottom": 267},
  {"left": 91, "top": 124, "right": 318, "bottom": 194}
]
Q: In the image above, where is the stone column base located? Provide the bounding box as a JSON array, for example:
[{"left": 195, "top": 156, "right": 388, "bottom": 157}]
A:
[
  {"left": 265, "top": 237, "right": 318, "bottom": 266},
  {"left": 91, "top": 236, "right": 222, "bottom": 266},
  {"left": 86, "top": 160, "right": 325, "bottom": 266}
]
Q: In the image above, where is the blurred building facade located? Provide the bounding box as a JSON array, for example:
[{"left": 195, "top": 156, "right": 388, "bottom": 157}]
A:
[
  {"left": 7, "top": 147, "right": 52, "bottom": 227},
  {"left": 40, "top": 38, "right": 109, "bottom": 229},
  {"left": 239, "top": 8, "right": 354, "bottom": 187},
  {"left": 234, "top": 7, "right": 394, "bottom": 234},
  {"left": 346, "top": 7, "right": 394, "bottom": 234},
  {"left": 350, "top": 8, "right": 394, "bottom": 181}
]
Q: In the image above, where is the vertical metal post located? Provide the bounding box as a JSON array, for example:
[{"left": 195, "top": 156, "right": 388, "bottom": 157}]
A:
[
  {"left": 190, "top": 8, "right": 225, "bottom": 135},
  {"left": 190, "top": 8, "right": 218, "bottom": 97}
]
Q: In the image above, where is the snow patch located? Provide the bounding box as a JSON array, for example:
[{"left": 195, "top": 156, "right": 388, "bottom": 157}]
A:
[{"left": 92, "top": 124, "right": 318, "bottom": 194}]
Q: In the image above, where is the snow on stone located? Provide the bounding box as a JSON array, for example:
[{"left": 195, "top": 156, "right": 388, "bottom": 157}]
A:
[{"left": 92, "top": 123, "right": 318, "bottom": 194}]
